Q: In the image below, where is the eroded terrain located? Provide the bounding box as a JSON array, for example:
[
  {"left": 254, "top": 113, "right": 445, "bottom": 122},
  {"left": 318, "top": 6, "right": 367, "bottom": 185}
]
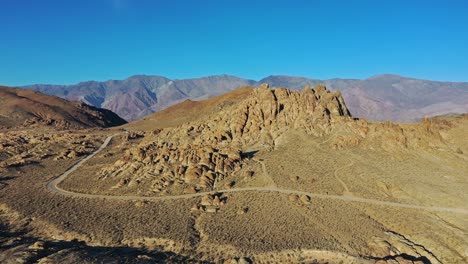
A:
[{"left": 1, "top": 85, "right": 467, "bottom": 263}]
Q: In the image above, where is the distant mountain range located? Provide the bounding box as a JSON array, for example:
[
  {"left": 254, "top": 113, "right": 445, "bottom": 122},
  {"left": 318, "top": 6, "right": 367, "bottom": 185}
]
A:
[{"left": 21, "top": 74, "right": 468, "bottom": 122}]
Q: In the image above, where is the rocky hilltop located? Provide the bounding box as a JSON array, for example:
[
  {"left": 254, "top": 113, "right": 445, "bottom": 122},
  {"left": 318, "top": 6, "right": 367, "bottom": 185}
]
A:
[
  {"left": 97, "top": 84, "right": 448, "bottom": 196},
  {"left": 99, "top": 84, "right": 351, "bottom": 194},
  {"left": 0, "top": 86, "right": 127, "bottom": 129}
]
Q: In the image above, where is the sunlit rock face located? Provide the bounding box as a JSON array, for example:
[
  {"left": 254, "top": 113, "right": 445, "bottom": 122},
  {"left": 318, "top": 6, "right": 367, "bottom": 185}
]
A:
[{"left": 99, "top": 84, "right": 352, "bottom": 194}]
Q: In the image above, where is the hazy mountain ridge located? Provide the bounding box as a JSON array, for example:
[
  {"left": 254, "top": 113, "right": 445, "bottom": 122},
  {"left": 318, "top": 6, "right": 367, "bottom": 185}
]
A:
[{"left": 22, "top": 74, "right": 468, "bottom": 122}]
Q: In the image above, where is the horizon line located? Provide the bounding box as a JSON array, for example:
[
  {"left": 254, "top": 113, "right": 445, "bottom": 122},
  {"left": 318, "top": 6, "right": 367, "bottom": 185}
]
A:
[{"left": 5, "top": 73, "right": 468, "bottom": 87}]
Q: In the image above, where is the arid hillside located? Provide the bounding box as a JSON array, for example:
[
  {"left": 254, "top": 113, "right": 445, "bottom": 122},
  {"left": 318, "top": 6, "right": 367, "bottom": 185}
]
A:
[
  {"left": 0, "top": 86, "right": 127, "bottom": 129},
  {"left": 82, "top": 84, "right": 464, "bottom": 199},
  {"left": 95, "top": 84, "right": 352, "bottom": 196},
  {"left": 0, "top": 84, "right": 467, "bottom": 263},
  {"left": 57, "top": 84, "right": 468, "bottom": 262}
]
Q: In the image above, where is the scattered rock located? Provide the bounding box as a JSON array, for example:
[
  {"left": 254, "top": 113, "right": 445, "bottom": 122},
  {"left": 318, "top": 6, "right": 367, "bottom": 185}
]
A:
[
  {"left": 289, "top": 175, "right": 299, "bottom": 182},
  {"left": 190, "top": 204, "right": 201, "bottom": 212},
  {"left": 244, "top": 170, "right": 255, "bottom": 178},
  {"left": 237, "top": 207, "right": 249, "bottom": 215},
  {"left": 124, "top": 131, "right": 145, "bottom": 141},
  {"left": 134, "top": 200, "right": 148, "bottom": 207},
  {"left": 200, "top": 195, "right": 213, "bottom": 206},
  {"left": 67, "top": 151, "right": 78, "bottom": 158},
  {"left": 223, "top": 259, "right": 239, "bottom": 264},
  {"left": 224, "top": 181, "right": 235, "bottom": 189},
  {"left": 28, "top": 241, "right": 45, "bottom": 250},
  {"left": 300, "top": 195, "right": 311, "bottom": 205},
  {"left": 205, "top": 206, "right": 218, "bottom": 213},
  {"left": 288, "top": 194, "right": 299, "bottom": 202},
  {"left": 212, "top": 195, "right": 221, "bottom": 206},
  {"left": 238, "top": 257, "right": 252, "bottom": 264}
]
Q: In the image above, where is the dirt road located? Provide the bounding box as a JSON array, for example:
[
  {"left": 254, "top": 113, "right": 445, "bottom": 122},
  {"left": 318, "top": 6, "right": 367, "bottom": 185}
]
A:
[
  {"left": 46, "top": 135, "right": 468, "bottom": 215},
  {"left": 334, "top": 159, "right": 354, "bottom": 196}
]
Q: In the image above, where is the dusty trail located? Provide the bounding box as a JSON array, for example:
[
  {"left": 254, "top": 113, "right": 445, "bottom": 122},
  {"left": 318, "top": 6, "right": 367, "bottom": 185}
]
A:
[
  {"left": 252, "top": 158, "right": 277, "bottom": 188},
  {"left": 334, "top": 159, "right": 354, "bottom": 196},
  {"left": 47, "top": 134, "right": 115, "bottom": 193},
  {"left": 47, "top": 135, "right": 468, "bottom": 215}
]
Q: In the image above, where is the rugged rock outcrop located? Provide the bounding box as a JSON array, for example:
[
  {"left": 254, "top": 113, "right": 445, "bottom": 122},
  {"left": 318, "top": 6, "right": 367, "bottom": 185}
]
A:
[
  {"left": 99, "top": 84, "right": 352, "bottom": 194},
  {"left": 98, "top": 84, "right": 455, "bottom": 195}
]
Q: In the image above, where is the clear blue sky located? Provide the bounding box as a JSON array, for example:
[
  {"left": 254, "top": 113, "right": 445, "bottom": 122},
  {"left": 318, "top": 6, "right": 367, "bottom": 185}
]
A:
[{"left": 1, "top": 0, "right": 467, "bottom": 85}]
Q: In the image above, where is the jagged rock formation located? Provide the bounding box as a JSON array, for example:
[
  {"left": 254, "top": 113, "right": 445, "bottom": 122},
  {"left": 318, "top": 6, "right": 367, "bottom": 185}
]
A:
[
  {"left": 204, "top": 83, "right": 351, "bottom": 144},
  {"left": 97, "top": 84, "right": 456, "bottom": 196},
  {"left": 0, "top": 86, "right": 126, "bottom": 129},
  {"left": 99, "top": 84, "right": 352, "bottom": 194}
]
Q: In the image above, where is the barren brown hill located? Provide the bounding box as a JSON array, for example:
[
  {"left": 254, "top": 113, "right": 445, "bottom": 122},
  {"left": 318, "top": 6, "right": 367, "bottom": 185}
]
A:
[{"left": 0, "top": 86, "right": 126, "bottom": 129}]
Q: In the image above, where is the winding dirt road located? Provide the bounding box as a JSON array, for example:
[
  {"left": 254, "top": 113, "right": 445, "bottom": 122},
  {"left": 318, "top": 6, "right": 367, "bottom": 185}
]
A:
[{"left": 47, "top": 134, "right": 468, "bottom": 215}]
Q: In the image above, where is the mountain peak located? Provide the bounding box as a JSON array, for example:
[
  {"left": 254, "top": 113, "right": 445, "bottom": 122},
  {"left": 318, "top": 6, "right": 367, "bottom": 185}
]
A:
[
  {"left": 366, "top": 74, "right": 406, "bottom": 80},
  {"left": 126, "top": 74, "right": 170, "bottom": 81}
]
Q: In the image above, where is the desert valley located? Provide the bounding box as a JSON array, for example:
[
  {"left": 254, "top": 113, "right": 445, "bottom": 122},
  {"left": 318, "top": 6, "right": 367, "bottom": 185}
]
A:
[{"left": 0, "top": 82, "right": 467, "bottom": 263}]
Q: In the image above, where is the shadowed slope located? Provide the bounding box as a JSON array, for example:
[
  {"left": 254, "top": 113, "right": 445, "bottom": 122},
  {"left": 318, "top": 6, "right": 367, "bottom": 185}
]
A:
[{"left": 0, "top": 86, "right": 127, "bottom": 129}]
